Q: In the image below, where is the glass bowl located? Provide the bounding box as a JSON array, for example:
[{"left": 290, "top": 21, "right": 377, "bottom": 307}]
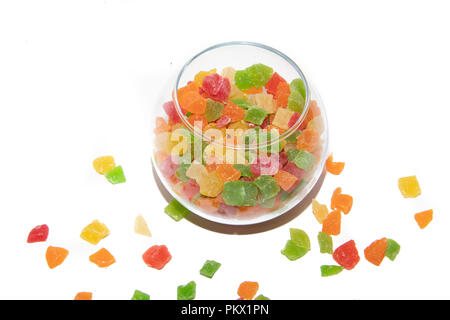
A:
[{"left": 152, "top": 41, "right": 328, "bottom": 225}]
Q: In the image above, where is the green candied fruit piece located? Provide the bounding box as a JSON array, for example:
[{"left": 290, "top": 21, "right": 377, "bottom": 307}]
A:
[
  {"left": 233, "top": 164, "right": 254, "bottom": 178},
  {"left": 246, "top": 63, "right": 273, "bottom": 88},
  {"left": 258, "top": 195, "right": 276, "bottom": 209},
  {"left": 185, "top": 112, "right": 192, "bottom": 117},
  {"left": 131, "top": 290, "right": 150, "bottom": 300},
  {"left": 385, "top": 239, "right": 401, "bottom": 261},
  {"left": 281, "top": 240, "right": 309, "bottom": 261},
  {"left": 287, "top": 148, "right": 299, "bottom": 162},
  {"left": 232, "top": 98, "right": 252, "bottom": 110},
  {"left": 204, "top": 99, "right": 224, "bottom": 122},
  {"left": 320, "top": 265, "right": 344, "bottom": 277},
  {"left": 244, "top": 106, "right": 268, "bottom": 125},
  {"left": 164, "top": 199, "right": 190, "bottom": 221},
  {"left": 254, "top": 175, "right": 280, "bottom": 200},
  {"left": 318, "top": 232, "right": 333, "bottom": 254},
  {"left": 290, "top": 78, "right": 306, "bottom": 98},
  {"left": 285, "top": 131, "right": 301, "bottom": 144},
  {"left": 258, "top": 131, "right": 282, "bottom": 153},
  {"left": 254, "top": 294, "right": 270, "bottom": 300},
  {"left": 222, "top": 180, "right": 258, "bottom": 206},
  {"left": 287, "top": 89, "right": 305, "bottom": 113},
  {"left": 175, "top": 164, "right": 190, "bottom": 182},
  {"left": 293, "top": 149, "right": 315, "bottom": 171},
  {"left": 105, "top": 165, "right": 126, "bottom": 184},
  {"left": 290, "top": 228, "right": 311, "bottom": 250},
  {"left": 199, "top": 260, "right": 221, "bottom": 279},
  {"left": 177, "top": 281, "right": 196, "bottom": 300},
  {"left": 235, "top": 70, "right": 254, "bottom": 91}
]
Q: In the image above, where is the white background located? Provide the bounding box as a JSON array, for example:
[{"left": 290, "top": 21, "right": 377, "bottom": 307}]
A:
[{"left": 0, "top": 0, "right": 449, "bottom": 300}]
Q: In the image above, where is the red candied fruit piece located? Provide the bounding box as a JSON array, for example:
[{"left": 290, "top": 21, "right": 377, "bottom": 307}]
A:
[
  {"left": 288, "top": 112, "right": 301, "bottom": 128},
  {"left": 182, "top": 179, "right": 200, "bottom": 201},
  {"left": 163, "top": 101, "right": 181, "bottom": 123},
  {"left": 202, "top": 73, "right": 231, "bottom": 101},
  {"left": 27, "top": 224, "right": 49, "bottom": 243},
  {"left": 216, "top": 115, "right": 231, "bottom": 128},
  {"left": 142, "top": 245, "right": 172, "bottom": 270},
  {"left": 333, "top": 240, "right": 360, "bottom": 270},
  {"left": 282, "top": 162, "right": 306, "bottom": 180},
  {"left": 264, "top": 72, "right": 287, "bottom": 95}
]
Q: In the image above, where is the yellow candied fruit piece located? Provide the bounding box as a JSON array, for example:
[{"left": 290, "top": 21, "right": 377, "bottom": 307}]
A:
[
  {"left": 80, "top": 220, "right": 110, "bottom": 245},
  {"left": 228, "top": 83, "right": 247, "bottom": 100},
  {"left": 155, "top": 132, "right": 175, "bottom": 154},
  {"left": 221, "top": 67, "right": 236, "bottom": 83},
  {"left": 248, "top": 93, "right": 276, "bottom": 114},
  {"left": 307, "top": 115, "right": 325, "bottom": 134},
  {"left": 272, "top": 108, "right": 295, "bottom": 130},
  {"left": 194, "top": 69, "right": 217, "bottom": 87},
  {"left": 134, "top": 214, "right": 152, "bottom": 237},
  {"left": 199, "top": 172, "right": 224, "bottom": 198},
  {"left": 93, "top": 156, "right": 116, "bottom": 175},
  {"left": 398, "top": 176, "right": 421, "bottom": 198},
  {"left": 186, "top": 162, "right": 208, "bottom": 183},
  {"left": 312, "top": 199, "right": 329, "bottom": 224}
]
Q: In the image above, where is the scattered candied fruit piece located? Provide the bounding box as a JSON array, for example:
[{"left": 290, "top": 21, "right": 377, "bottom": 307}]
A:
[
  {"left": 274, "top": 170, "right": 298, "bottom": 191},
  {"left": 318, "top": 231, "right": 333, "bottom": 254},
  {"left": 177, "top": 281, "right": 196, "bottom": 300},
  {"left": 333, "top": 240, "right": 360, "bottom": 270},
  {"left": 27, "top": 224, "right": 49, "bottom": 243},
  {"left": 237, "top": 281, "right": 259, "bottom": 300},
  {"left": 364, "top": 238, "right": 388, "bottom": 266},
  {"left": 281, "top": 240, "right": 309, "bottom": 261},
  {"left": 398, "top": 176, "right": 421, "bottom": 198},
  {"left": 200, "top": 260, "right": 221, "bottom": 279},
  {"left": 312, "top": 199, "right": 329, "bottom": 224},
  {"left": 414, "top": 209, "right": 433, "bottom": 229},
  {"left": 104, "top": 165, "right": 126, "bottom": 184},
  {"left": 325, "top": 154, "right": 345, "bottom": 175},
  {"left": 322, "top": 210, "right": 341, "bottom": 236},
  {"left": 385, "top": 239, "right": 401, "bottom": 261},
  {"left": 331, "top": 187, "right": 353, "bottom": 214},
  {"left": 93, "top": 156, "right": 116, "bottom": 175},
  {"left": 74, "top": 292, "right": 92, "bottom": 300},
  {"left": 46, "top": 246, "right": 69, "bottom": 269},
  {"left": 80, "top": 220, "right": 110, "bottom": 245},
  {"left": 142, "top": 245, "right": 172, "bottom": 270},
  {"left": 89, "top": 248, "right": 116, "bottom": 268},
  {"left": 320, "top": 265, "right": 344, "bottom": 277},
  {"left": 134, "top": 214, "right": 152, "bottom": 237},
  {"left": 164, "top": 199, "right": 190, "bottom": 221},
  {"left": 216, "top": 164, "right": 241, "bottom": 182},
  {"left": 131, "top": 290, "right": 150, "bottom": 300}
]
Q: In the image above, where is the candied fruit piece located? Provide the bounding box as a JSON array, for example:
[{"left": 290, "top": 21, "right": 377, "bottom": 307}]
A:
[
  {"left": 222, "top": 180, "right": 258, "bottom": 206},
  {"left": 27, "top": 224, "right": 49, "bottom": 243},
  {"left": 299, "top": 100, "right": 321, "bottom": 130},
  {"left": 46, "top": 246, "right": 69, "bottom": 269},
  {"left": 385, "top": 239, "right": 401, "bottom": 261},
  {"left": 398, "top": 176, "right": 421, "bottom": 198},
  {"left": 187, "top": 113, "right": 208, "bottom": 129},
  {"left": 288, "top": 89, "right": 305, "bottom": 113},
  {"left": 89, "top": 248, "right": 116, "bottom": 268},
  {"left": 194, "top": 69, "right": 216, "bottom": 87},
  {"left": 216, "top": 115, "right": 231, "bottom": 128},
  {"left": 163, "top": 101, "right": 181, "bottom": 123},
  {"left": 331, "top": 187, "right": 353, "bottom": 214},
  {"left": 318, "top": 231, "right": 333, "bottom": 254},
  {"left": 196, "top": 197, "right": 221, "bottom": 213},
  {"left": 265, "top": 72, "right": 286, "bottom": 95},
  {"left": 164, "top": 199, "right": 190, "bottom": 221},
  {"left": 131, "top": 290, "right": 150, "bottom": 300},
  {"left": 283, "top": 162, "right": 306, "bottom": 180},
  {"left": 254, "top": 175, "right": 280, "bottom": 200},
  {"left": 199, "top": 171, "right": 224, "bottom": 197},
  {"left": 246, "top": 64, "right": 273, "bottom": 88},
  {"left": 237, "top": 281, "right": 259, "bottom": 300},
  {"left": 333, "top": 240, "right": 360, "bottom": 270},
  {"left": 221, "top": 67, "right": 236, "bottom": 82},
  {"left": 186, "top": 162, "right": 207, "bottom": 183},
  {"left": 202, "top": 73, "right": 230, "bottom": 101},
  {"left": 204, "top": 99, "right": 224, "bottom": 122},
  {"left": 272, "top": 108, "right": 295, "bottom": 130},
  {"left": 364, "top": 238, "right": 387, "bottom": 266},
  {"left": 320, "top": 265, "right": 344, "bottom": 277},
  {"left": 415, "top": 209, "right": 433, "bottom": 229},
  {"left": 93, "top": 156, "right": 116, "bottom": 175},
  {"left": 74, "top": 292, "right": 92, "bottom": 300},
  {"left": 312, "top": 199, "right": 329, "bottom": 224},
  {"left": 235, "top": 70, "right": 254, "bottom": 91},
  {"left": 80, "top": 220, "right": 110, "bottom": 245},
  {"left": 290, "top": 78, "right": 306, "bottom": 99},
  {"left": 274, "top": 170, "right": 298, "bottom": 191},
  {"left": 222, "top": 102, "right": 246, "bottom": 122},
  {"left": 182, "top": 179, "right": 200, "bottom": 201},
  {"left": 134, "top": 214, "right": 151, "bottom": 237},
  {"left": 296, "top": 128, "right": 319, "bottom": 152},
  {"left": 200, "top": 260, "right": 221, "bottom": 279},
  {"left": 233, "top": 164, "right": 253, "bottom": 178},
  {"left": 255, "top": 294, "right": 270, "bottom": 300},
  {"left": 244, "top": 106, "right": 268, "bottom": 125},
  {"left": 322, "top": 210, "right": 341, "bottom": 236},
  {"left": 293, "top": 149, "right": 315, "bottom": 171},
  {"left": 275, "top": 82, "right": 290, "bottom": 108},
  {"left": 326, "top": 154, "right": 345, "bottom": 175},
  {"left": 105, "top": 165, "right": 126, "bottom": 184},
  {"left": 290, "top": 228, "right": 311, "bottom": 250},
  {"left": 177, "top": 281, "right": 196, "bottom": 300},
  {"left": 244, "top": 87, "right": 263, "bottom": 95},
  {"left": 247, "top": 93, "right": 276, "bottom": 114},
  {"left": 281, "top": 240, "right": 309, "bottom": 261},
  {"left": 142, "top": 245, "right": 171, "bottom": 270},
  {"left": 154, "top": 117, "right": 170, "bottom": 134},
  {"left": 216, "top": 164, "right": 241, "bottom": 182}
]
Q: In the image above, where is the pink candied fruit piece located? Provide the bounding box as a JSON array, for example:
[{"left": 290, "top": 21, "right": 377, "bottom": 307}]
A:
[
  {"left": 27, "top": 224, "right": 49, "bottom": 243},
  {"left": 283, "top": 162, "right": 306, "bottom": 180},
  {"left": 218, "top": 203, "right": 238, "bottom": 217},
  {"left": 216, "top": 115, "right": 231, "bottom": 128},
  {"left": 159, "top": 156, "right": 178, "bottom": 179},
  {"left": 202, "top": 73, "right": 231, "bottom": 101},
  {"left": 278, "top": 151, "right": 288, "bottom": 168},
  {"left": 250, "top": 154, "right": 281, "bottom": 176},
  {"left": 182, "top": 179, "right": 200, "bottom": 201},
  {"left": 163, "top": 101, "right": 181, "bottom": 123},
  {"left": 288, "top": 112, "right": 301, "bottom": 128}
]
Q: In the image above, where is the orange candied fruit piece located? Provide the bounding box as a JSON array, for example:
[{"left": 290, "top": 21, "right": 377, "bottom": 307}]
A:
[
  {"left": 331, "top": 187, "right": 353, "bottom": 214},
  {"left": 274, "top": 170, "right": 298, "bottom": 191},
  {"left": 296, "top": 128, "right": 319, "bottom": 152},
  {"left": 299, "top": 100, "right": 321, "bottom": 130},
  {"left": 326, "top": 154, "right": 345, "bottom": 175},
  {"left": 237, "top": 281, "right": 259, "bottom": 300},
  {"left": 154, "top": 117, "right": 170, "bottom": 134},
  {"left": 243, "top": 87, "right": 263, "bottom": 95},
  {"left": 196, "top": 197, "right": 222, "bottom": 213},
  {"left": 364, "top": 238, "right": 387, "bottom": 266},
  {"left": 275, "top": 82, "right": 290, "bottom": 108},
  {"left": 89, "top": 248, "right": 116, "bottom": 268},
  {"left": 74, "top": 292, "right": 93, "bottom": 300},
  {"left": 155, "top": 150, "right": 169, "bottom": 164},
  {"left": 414, "top": 209, "right": 433, "bottom": 229},
  {"left": 187, "top": 114, "right": 208, "bottom": 129},
  {"left": 216, "top": 164, "right": 241, "bottom": 182},
  {"left": 46, "top": 246, "right": 69, "bottom": 269},
  {"left": 222, "top": 102, "right": 246, "bottom": 122},
  {"left": 322, "top": 210, "right": 341, "bottom": 236},
  {"left": 179, "top": 91, "right": 206, "bottom": 114}
]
